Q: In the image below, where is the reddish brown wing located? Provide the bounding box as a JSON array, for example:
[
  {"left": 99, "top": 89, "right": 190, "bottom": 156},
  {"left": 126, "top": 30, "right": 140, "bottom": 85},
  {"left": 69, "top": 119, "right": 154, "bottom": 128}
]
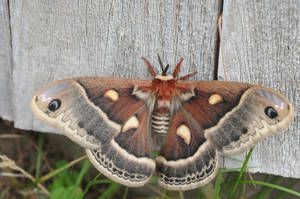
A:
[
  {"left": 157, "top": 80, "right": 294, "bottom": 190},
  {"left": 31, "top": 77, "right": 156, "bottom": 187},
  {"left": 156, "top": 107, "right": 218, "bottom": 191},
  {"left": 159, "top": 108, "right": 206, "bottom": 160},
  {"left": 76, "top": 77, "right": 150, "bottom": 126}
]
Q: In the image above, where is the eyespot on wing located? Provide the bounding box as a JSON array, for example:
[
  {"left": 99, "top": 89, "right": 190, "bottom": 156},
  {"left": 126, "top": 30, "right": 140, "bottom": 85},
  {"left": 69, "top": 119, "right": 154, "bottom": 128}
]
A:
[
  {"left": 30, "top": 79, "right": 104, "bottom": 149},
  {"left": 248, "top": 87, "right": 295, "bottom": 133},
  {"left": 31, "top": 81, "right": 73, "bottom": 117},
  {"left": 255, "top": 88, "right": 293, "bottom": 120}
]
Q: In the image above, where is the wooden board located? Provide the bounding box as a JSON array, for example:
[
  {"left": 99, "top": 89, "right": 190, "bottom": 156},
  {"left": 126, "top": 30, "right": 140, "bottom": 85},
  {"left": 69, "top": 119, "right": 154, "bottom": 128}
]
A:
[
  {"left": 0, "top": 0, "right": 13, "bottom": 121},
  {"left": 10, "top": 0, "right": 221, "bottom": 131},
  {"left": 0, "top": 0, "right": 298, "bottom": 177},
  {"left": 219, "top": 0, "right": 299, "bottom": 178}
]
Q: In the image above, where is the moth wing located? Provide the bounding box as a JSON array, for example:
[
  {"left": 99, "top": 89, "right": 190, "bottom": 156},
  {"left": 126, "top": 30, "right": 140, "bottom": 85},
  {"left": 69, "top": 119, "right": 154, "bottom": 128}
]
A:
[
  {"left": 31, "top": 77, "right": 155, "bottom": 187},
  {"left": 180, "top": 80, "right": 294, "bottom": 154},
  {"left": 86, "top": 104, "right": 155, "bottom": 187},
  {"left": 157, "top": 81, "right": 294, "bottom": 190},
  {"left": 156, "top": 108, "right": 218, "bottom": 191}
]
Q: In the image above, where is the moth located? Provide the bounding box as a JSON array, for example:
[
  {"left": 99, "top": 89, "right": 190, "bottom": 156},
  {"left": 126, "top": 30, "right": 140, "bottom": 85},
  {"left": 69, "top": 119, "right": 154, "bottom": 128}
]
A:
[{"left": 31, "top": 56, "right": 295, "bottom": 191}]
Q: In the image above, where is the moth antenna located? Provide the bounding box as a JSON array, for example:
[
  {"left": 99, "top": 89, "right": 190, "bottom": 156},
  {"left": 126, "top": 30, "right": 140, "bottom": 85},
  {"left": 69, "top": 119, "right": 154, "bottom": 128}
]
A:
[
  {"left": 157, "top": 54, "right": 165, "bottom": 73},
  {"left": 142, "top": 56, "right": 157, "bottom": 77},
  {"left": 163, "top": 64, "right": 169, "bottom": 74},
  {"left": 179, "top": 72, "right": 197, "bottom": 80},
  {"left": 173, "top": 58, "right": 184, "bottom": 78}
]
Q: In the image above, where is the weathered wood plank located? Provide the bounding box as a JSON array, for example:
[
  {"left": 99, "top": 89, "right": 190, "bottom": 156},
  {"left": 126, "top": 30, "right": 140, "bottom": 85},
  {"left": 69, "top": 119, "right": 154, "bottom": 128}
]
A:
[
  {"left": 0, "top": 0, "right": 13, "bottom": 121},
  {"left": 3, "top": 0, "right": 298, "bottom": 178},
  {"left": 9, "top": 0, "right": 221, "bottom": 131},
  {"left": 219, "top": 0, "right": 299, "bottom": 177}
]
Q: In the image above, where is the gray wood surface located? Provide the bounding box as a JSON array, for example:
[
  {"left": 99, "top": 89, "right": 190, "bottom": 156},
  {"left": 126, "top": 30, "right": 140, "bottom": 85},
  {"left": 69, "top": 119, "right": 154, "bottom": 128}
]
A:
[
  {"left": 219, "top": 0, "right": 299, "bottom": 178},
  {"left": 0, "top": 0, "right": 299, "bottom": 177},
  {"left": 10, "top": 0, "right": 221, "bottom": 131},
  {"left": 0, "top": 0, "right": 13, "bottom": 121}
]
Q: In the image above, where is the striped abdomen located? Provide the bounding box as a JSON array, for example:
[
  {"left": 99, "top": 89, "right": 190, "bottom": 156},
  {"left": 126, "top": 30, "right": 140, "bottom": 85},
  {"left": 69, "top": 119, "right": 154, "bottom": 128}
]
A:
[{"left": 151, "top": 112, "right": 170, "bottom": 134}]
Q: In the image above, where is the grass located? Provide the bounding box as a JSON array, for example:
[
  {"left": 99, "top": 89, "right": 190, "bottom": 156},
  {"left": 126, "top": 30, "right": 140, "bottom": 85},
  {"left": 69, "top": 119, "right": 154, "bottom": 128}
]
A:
[{"left": 0, "top": 130, "right": 299, "bottom": 199}]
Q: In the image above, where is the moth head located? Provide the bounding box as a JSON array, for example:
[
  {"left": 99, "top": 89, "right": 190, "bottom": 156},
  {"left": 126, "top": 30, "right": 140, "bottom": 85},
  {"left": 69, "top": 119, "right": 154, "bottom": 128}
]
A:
[
  {"left": 31, "top": 81, "right": 73, "bottom": 118},
  {"left": 154, "top": 75, "right": 174, "bottom": 81},
  {"left": 142, "top": 55, "right": 196, "bottom": 81},
  {"left": 157, "top": 54, "right": 170, "bottom": 76},
  {"left": 251, "top": 88, "right": 294, "bottom": 125},
  {"left": 153, "top": 58, "right": 174, "bottom": 80}
]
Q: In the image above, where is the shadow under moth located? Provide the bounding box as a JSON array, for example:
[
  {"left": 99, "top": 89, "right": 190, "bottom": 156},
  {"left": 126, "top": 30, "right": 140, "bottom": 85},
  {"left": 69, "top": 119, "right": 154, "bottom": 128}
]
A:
[{"left": 31, "top": 56, "right": 295, "bottom": 191}]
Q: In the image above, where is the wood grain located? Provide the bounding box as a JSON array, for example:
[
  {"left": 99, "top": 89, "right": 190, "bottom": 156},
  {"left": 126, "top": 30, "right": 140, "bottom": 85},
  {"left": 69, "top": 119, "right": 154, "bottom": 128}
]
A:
[
  {"left": 0, "top": 0, "right": 298, "bottom": 177},
  {"left": 219, "top": 0, "right": 299, "bottom": 178},
  {"left": 0, "top": 0, "right": 13, "bottom": 121},
  {"left": 9, "top": 0, "right": 221, "bottom": 131}
]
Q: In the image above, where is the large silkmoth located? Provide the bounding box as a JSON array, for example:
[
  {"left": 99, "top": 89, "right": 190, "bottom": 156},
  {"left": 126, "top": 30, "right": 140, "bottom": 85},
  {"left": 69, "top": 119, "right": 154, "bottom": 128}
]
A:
[{"left": 31, "top": 56, "right": 294, "bottom": 190}]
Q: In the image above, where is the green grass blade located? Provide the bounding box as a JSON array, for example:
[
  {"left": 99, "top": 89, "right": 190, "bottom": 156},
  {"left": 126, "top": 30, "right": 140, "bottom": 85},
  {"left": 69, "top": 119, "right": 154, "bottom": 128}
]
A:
[
  {"left": 81, "top": 177, "right": 120, "bottom": 199},
  {"left": 227, "top": 147, "right": 254, "bottom": 199},
  {"left": 149, "top": 176, "right": 158, "bottom": 183},
  {"left": 237, "top": 180, "right": 300, "bottom": 197},
  {"left": 195, "top": 188, "right": 204, "bottom": 198},
  {"left": 122, "top": 187, "right": 129, "bottom": 199},
  {"left": 69, "top": 160, "right": 91, "bottom": 198},
  {"left": 254, "top": 175, "right": 282, "bottom": 199},
  {"left": 218, "top": 166, "right": 259, "bottom": 173},
  {"left": 162, "top": 189, "right": 171, "bottom": 199},
  {"left": 97, "top": 183, "right": 122, "bottom": 199},
  {"left": 219, "top": 170, "right": 238, "bottom": 196},
  {"left": 35, "top": 133, "right": 44, "bottom": 178},
  {"left": 214, "top": 171, "right": 222, "bottom": 199},
  {"left": 237, "top": 175, "right": 246, "bottom": 199},
  {"left": 90, "top": 179, "right": 115, "bottom": 184},
  {"left": 277, "top": 179, "right": 300, "bottom": 199},
  {"left": 38, "top": 155, "right": 87, "bottom": 184},
  {"left": 80, "top": 173, "right": 102, "bottom": 198},
  {"left": 222, "top": 155, "right": 244, "bottom": 163}
]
